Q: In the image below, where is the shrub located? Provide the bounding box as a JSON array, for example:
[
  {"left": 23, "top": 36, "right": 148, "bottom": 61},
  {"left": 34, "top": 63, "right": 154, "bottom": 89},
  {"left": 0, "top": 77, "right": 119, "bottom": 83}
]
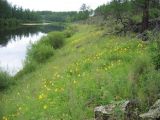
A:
[
  {"left": 48, "top": 31, "right": 65, "bottom": 49},
  {"left": 0, "top": 70, "right": 12, "bottom": 90},
  {"left": 129, "top": 56, "right": 151, "bottom": 99},
  {"left": 130, "top": 56, "right": 150, "bottom": 83},
  {"left": 26, "top": 42, "right": 54, "bottom": 64},
  {"left": 152, "top": 39, "right": 160, "bottom": 70},
  {"left": 64, "top": 26, "right": 78, "bottom": 38},
  {"left": 128, "top": 55, "right": 160, "bottom": 110},
  {"left": 152, "top": 50, "right": 160, "bottom": 70},
  {"left": 149, "top": 33, "right": 160, "bottom": 70},
  {"left": 149, "top": 8, "right": 160, "bottom": 19},
  {"left": 138, "top": 69, "right": 160, "bottom": 108}
]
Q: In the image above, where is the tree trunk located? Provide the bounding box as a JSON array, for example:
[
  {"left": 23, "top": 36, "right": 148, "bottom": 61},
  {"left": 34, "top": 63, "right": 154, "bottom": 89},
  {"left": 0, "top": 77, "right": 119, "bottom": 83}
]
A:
[{"left": 142, "top": 0, "right": 149, "bottom": 32}]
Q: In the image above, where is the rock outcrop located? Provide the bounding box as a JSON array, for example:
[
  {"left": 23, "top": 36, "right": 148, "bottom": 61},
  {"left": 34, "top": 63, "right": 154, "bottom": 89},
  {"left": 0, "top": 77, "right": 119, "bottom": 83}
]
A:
[
  {"left": 94, "top": 100, "right": 139, "bottom": 120},
  {"left": 140, "top": 99, "right": 160, "bottom": 120}
]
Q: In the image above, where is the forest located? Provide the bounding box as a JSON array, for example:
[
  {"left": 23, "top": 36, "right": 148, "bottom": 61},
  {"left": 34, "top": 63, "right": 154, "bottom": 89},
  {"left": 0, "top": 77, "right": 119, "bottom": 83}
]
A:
[
  {"left": 95, "top": 0, "right": 160, "bottom": 33},
  {"left": 0, "top": 0, "right": 92, "bottom": 29}
]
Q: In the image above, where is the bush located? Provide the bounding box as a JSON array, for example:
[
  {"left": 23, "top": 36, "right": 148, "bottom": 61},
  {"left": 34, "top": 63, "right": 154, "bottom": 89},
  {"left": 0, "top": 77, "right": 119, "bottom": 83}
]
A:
[
  {"left": 149, "top": 33, "right": 160, "bottom": 70},
  {"left": 130, "top": 56, "right": 150, "bottom": 83},
  {"left": 0, "top": 70, "right": 12, "bottom": 90},
  {"left": 153, "top": 38, "right": 160, "bottom": 70},
  {"left": 129, "top": 56, "right": 160, "bottom": 110},
  {"left": 26, "top": 42, "right": 54, "bottom": 64},
  {"left": 129, "top": 56, "right": 151, "bottom": 99},
  {"left": 48, "top": 32, "right": 65, "bottom": 49},
  {"left": 64, "top": 26, "right": 78, "bottom": 38},
  {"left": 149, "top": 8, "right": 160, "bottom": 19}
]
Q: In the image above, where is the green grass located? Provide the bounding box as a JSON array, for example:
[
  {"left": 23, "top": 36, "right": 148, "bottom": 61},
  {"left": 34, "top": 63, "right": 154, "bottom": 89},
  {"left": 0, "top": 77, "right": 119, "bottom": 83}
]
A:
[
  {"left": 0, "top": 70, "right": 12, "bottom": 91},
  {"left": 0, "top": 24, "right": 159, "bottom": 120}
]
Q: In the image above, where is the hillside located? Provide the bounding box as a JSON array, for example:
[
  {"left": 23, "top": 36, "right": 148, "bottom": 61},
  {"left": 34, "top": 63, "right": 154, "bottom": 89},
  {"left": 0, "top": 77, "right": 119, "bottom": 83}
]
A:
[{"left": 0, "top": 24, "right": 160, "bottom": 120}]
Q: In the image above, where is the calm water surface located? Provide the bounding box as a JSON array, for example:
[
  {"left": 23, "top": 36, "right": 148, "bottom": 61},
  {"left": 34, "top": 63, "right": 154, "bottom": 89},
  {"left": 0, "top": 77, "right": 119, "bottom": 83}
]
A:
[{"left": 0, "top": 25, "right": 63, "bottom": 75}]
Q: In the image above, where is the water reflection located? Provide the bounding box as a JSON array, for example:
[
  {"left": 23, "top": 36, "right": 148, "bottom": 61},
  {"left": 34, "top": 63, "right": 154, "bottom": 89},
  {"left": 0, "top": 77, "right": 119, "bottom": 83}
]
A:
[
  {"left": 0, "top": 25, "right": 64, "bottom": 46},
  {"left": 0, "top": 25, "right": 63, "bottom": 75},
  {"left": 0, "top": 32, "right": 45, "bottom": 75}
]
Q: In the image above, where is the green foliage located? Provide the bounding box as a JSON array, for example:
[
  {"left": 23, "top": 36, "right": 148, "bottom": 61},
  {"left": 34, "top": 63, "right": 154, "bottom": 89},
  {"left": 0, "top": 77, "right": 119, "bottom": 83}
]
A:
[
  {"left": 150, "top": 40, "right": 160, "bottom": 70},
  {"left": 95, "top": 1, "right": 133, "bottom": 18},
  {"left": 48, "top": 31, "right": 65, "bottom": 49},
  {"left": 130, "top": 56, "right": 150, "bottom": 84},
  {"left": 147, "top": 32, "right": 160, "bottom": 70},
  {"left": 18, "top": 30, "right": 67, "bottom": 76},
  {"left": 0, "top": 0, "right": 40, "bottom": 28},
  {"left": 18, "top": 40, "right": 54, "bottom": 76},
  {"left": 95, "top": 0, "right": 160, "bottom": 32},
  {"left": 129, "top": 54, "right": 160, "bottom": 110},
  {"left": 0, "top": 18, "right": 20, "bottom": 28},
  {"left": 149, "top": 8, "right": 160, "bottom": 19},
  {"left": 20, "top": 61, "right": 38, "bottom": 75},
  {"left": 26, "top": 42, "right": 54, "bottom": 64},
  {"left": 0, "top": 70, "right": 12, "bottom": 90},
  {"left": 64, "top": 26, "right": 78, "bottom": 38},
  {"left": 137, "top": 69, "right": 160, "bottom": 110},
  {"left": 37, "top": 11, "right": 79, "bottom": 22}
]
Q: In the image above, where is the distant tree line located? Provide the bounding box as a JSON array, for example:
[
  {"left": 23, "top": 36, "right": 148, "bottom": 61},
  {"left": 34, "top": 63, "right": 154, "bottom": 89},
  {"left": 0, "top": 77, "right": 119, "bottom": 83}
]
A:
[
  {"left": 37, "top": 4, "right": 93, "bottom": 22},
  {"left": 0, "top": 0, "right": 92, "bottom": 29},
  {"left": 0, "top": 0, "right": 41, "bottom": 28},
  {"left": 95, "top": 0, "right": 160, "bottom": 32}
]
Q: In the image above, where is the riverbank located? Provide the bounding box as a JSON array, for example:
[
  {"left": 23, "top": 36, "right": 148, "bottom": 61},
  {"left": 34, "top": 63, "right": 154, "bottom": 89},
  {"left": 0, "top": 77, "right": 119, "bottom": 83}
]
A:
[
  {"left": 21, "top": 22, "right": 66, "bottom": 26},
  {"left": 22, "top": 23, "right": 51, "bottom": 26},
  {"left": 0, "top": 24, "right": 160, "bottom": 120}
]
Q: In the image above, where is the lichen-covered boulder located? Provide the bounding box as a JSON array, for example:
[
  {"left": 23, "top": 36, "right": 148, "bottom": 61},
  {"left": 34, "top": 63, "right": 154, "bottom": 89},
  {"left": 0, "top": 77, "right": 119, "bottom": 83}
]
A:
[
  {"left": 94, "top": 100, "right": 139, "bottom": 120},
  {"left": 140, "top": 99, "right": 160, "bottom": 120}
]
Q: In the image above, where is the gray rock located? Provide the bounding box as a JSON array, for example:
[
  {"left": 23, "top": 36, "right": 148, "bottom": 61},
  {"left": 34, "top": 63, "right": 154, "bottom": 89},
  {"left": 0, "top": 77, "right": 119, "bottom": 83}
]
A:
[
  {"left": 94, "top": 100, "right": 139, "bottom": 120},
  {"left": 140, "top": 99, "right": 160, "bottom": 120}
]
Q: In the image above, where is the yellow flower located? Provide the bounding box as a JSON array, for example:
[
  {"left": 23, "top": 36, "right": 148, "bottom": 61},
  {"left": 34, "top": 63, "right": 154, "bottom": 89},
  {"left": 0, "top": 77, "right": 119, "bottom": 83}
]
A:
[
  {"left": 60, "top": 88, "right": 64, "bottom": 92},
  {"left": 17, "top": 92, "right": 20, "bottom": 95},
  {"left": 55, "top": 88, "right": 58, "bottom": 92},
  {"left": 57, "top": 74, "right": 60, "bottom": 78},
  {"left": 73, "top": 80, "right": 77, "bottom": 84},
  {"left": 43, "top": 105, "right": 48, "bottom": 110},
  {"left": 46, "top": 87, "right": 51, "bottom": 91},
  {"left": 18, "top": 107, "right": 22, "bottom": 111},
  {"left": 44, "top": 85, "right": 47, "bottom": 88},
  {"left": 3, "top": 116, "right": 8, "bottom": 120},
  {"left": 138, "top": 43, "right": 143, "bottom": 47},
  {"left": 38, "top": 93, "right": 44, "bottom": 100}
]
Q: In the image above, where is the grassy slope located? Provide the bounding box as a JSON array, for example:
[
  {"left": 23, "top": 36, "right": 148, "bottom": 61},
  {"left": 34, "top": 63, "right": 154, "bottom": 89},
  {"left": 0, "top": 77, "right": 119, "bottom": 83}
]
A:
[{"left": 0, "top": 24, "right": 155, "bottom": 120}]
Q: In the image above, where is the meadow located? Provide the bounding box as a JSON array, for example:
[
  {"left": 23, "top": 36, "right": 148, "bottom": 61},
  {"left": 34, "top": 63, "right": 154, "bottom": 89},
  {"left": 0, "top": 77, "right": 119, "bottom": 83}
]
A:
[{"left": 0, "top": 24, "right": 160, "bottom": 120}]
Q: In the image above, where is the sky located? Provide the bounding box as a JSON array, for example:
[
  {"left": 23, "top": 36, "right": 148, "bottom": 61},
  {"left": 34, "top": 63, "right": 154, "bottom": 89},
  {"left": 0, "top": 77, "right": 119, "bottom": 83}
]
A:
[{"left": 7, "top": 0, "right": 110, "bottom": 12}]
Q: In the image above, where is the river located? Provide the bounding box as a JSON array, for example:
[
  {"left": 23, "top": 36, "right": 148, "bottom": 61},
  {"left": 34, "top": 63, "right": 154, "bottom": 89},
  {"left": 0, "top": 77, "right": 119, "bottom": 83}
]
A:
[{"left": 0, "top": 24, "right": 63, "bottom": 75}]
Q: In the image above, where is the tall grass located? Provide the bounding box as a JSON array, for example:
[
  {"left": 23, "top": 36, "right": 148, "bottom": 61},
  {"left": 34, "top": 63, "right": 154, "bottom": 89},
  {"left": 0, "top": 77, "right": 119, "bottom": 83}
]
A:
[
  {"left": 26, "top": 42, "right": 54, "bottom": 64},
  {"left": 0, "top": 70, "right": 12, "bottom": 91}
]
